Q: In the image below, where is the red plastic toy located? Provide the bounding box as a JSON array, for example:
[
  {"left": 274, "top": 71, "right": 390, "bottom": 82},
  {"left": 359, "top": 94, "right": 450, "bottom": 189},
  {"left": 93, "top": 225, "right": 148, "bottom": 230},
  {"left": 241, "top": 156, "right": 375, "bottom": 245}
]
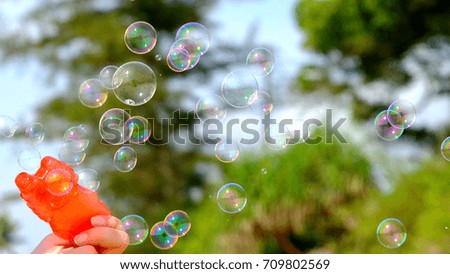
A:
[{"left": 15, "top": 156, "right": 111, "bottom": 242}]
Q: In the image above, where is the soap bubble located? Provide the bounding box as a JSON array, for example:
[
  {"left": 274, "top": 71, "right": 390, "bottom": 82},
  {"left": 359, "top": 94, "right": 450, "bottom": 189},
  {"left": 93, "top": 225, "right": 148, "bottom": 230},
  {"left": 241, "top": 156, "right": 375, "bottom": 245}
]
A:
[
  {"left": 214, "top": 139, "right": 240, "bottom": 163},
  {"left": 18, "top": 148, "right": 41, "bottom": 171},
  {"left": 125, "top": 116, "right": 151, "bottom": 144},
  {"left": 0, "top": 115, "right": 19, "bottom": 137},
  {"left": 113, "top": 146, "right": 137, "bottom": 172},
  {"left": 124, "top": 21, "right": 157, "bottom": 54},
  {"left": 120, "top": 214, "right": 149, "bottom": 245},
  {"left": 249, "top": 90, "right": 273, "bottom": 115},
  {"left": 45, "top": 168, "right": 73, "bottom": 196},
  {"left": 79, "top": 78, "right": 108, "bottom": 108},
  {"left": 195, "top": 94, "right": 227, "bottom": 121},
  {"left": 246, "top": 47, "right": 275, "bottom": 77},
  {"left": 99, "top": 108, "right": 131, "bottom": 145},
  {"left": 441, "top": 136, "right": 450, "bottom": 161},
  {"left": 24, "top": 122, "right": 45, "bottom": 145},
  {"left": 150, "top": 221, "right": 178, "bottom": 250},
  {"left": 261, "top": 168, "right": 268, "bottom": 175},
  {"left": 166, "top": 39, "right": 201, "bottom": 72},
  {"left": 374, "top": 110, "right": 404, "bottom": 141},
  {"left": 264, "top": 123, "right": 291, "bottom": 151},
  {"left": 387, "top": 100, "right": 416, "bottom": 129},
  {"left": 163, "top": 210, "right": 191, "bottom": 237},
  {"left": 217, "top": 183, "right": 247, "bottom": 214},
  {"left": 77, "top": 168, "right": 100, "bottom": 191},
  {"left": 99, "top": 65, "right": 118, "bottom": 89},
  {"left": 221, "top": 70, "right": 258, "bottom": 108},
  {"left": 63, "top": 125, "right": 90, "bottom": 151},
  {"left": 175, "top": 22, "right": 210, "bottom": 56},
  {"left": 376, "top": 218, "right": 407, "bottom": 249},
  {"left": 58, "top": 140, "right": 86, "bottom": 166}
]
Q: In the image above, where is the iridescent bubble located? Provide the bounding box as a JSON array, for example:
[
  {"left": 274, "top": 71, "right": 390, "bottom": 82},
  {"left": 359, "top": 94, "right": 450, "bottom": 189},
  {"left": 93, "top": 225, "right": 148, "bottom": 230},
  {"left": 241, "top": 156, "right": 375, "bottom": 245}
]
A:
[
  {"left": 112, "top": 61, "right": 157, "bottom": 106},
  {"left": 441, "top": 136, "right": 450, "bottom": 161},
  {"left": 264, "top": 123, "right": 291, "bottom": 151},
  {"left": 166, "top": 46, "right": 192, "bottom": 72},
  {"left": 175, "top": 22, "right": 210, "bottom": 56},
  {"left": 387, "top": 100, "right": 416, "bottom": 129},
  {"left": 58, "top": 140, "right": 86, "bottom": 166},
  {"left": 125, "top": 116, "right": 151, "bottom": 144},
  {"left": 99, "top": 108, "right": 131, "bottom": 145},
  {"left": 124, "top": 21, "right": 157, "bottom": 54},
  {"left": 0, "top": 115, "right": 19, "bottom": 137},
  {"left": 214, "top": 139, "right": 240, "bottom": 163},
  {"left": 150, "top": 221, "right": 178, "bottom": 250},
  {"left": 374, "top": 110, "right": 404, "bottom": 141},
  {"left": 63, "top": 125, "right": 90, "bottom": 151},
  {"left": 77, "top": 168, "right": 100, "bottom": 191},
  {"left": 195, "top": 94, "right": 227, "bottom": 121},
  {"left": 24, "top": 122, "right": 45, "bottom": 145},
  {"left": 18, "top": 148, "right": 41, "bottom": 171},
  {"left": 113, "top": 146, "right": 137, "bottom": 172},
  {"left": 120, "top": 214, "right": 149, "bottom": 245},
  {"left": 217, "top": 182, "right": 247, "bottom": 214},
  {"left": 249, "top": 90, "right": 273, "bottom": 115},
  {"left": 246, "top": 47, "right": 275, "bottom": 77},
  {"left": 376, "top": 218, "right": 407, "bottom": 249},
  {"left": 79, "top": 78, "right": 108, "bottom": 108},
  {"left": 45, "top": 168, "right": 73, "bottom": 196},
  {"left": 163, "top": 210, "right": 191, "bottom": 237},
  {"left": 99, "top": 65, "right": 118, "bottom": 89},
  {"left": 221, "top": 70, "right": 259, "bottom": 108}
]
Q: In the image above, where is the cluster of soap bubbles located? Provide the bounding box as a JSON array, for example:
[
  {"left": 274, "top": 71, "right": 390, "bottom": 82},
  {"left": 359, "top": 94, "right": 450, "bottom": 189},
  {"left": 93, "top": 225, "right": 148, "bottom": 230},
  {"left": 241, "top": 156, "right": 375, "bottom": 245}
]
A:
[
  {"left": 374, "top": 99, "right": 416, "bottom": 141},
  {"left": 120, "top": 210, "right": 191, "bottom": 250},
  {"left": 376, "top": 218, "right": 407, "bottom": 249}
]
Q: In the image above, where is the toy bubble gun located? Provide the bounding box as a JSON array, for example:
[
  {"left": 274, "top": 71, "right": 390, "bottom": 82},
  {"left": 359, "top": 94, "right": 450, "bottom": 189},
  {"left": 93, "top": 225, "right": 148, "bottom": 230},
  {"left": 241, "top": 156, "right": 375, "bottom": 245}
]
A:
[{"left": 15, "top": 156, "right": 111, "bottom": 243}]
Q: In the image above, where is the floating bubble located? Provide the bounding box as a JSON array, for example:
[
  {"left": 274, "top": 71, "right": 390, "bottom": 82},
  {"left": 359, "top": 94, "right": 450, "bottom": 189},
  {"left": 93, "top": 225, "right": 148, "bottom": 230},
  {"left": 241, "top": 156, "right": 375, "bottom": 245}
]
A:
[
  {"left": 150, "top": 221, "right": 178, "bottom": 250},
  {"left": 264, "top": 123, "right": 291, "bottom": 151},
  {"left": 217, "top": 182, "right": 247, "bottom": 214},
  {"left": 376, "top": 218, "right": 407, "bottom": 249},
  {"left": 387, "top": 100, "right": 416, "bottom": 129},
  {"left": 113, "top": 146, "right": 137, "bottom": 172},
  {"left": 163, "top": 210, "right": 191, "bottom": 237},
  {"left": 18, "top": 148, "right": 41, "bottom": 171},
  {"left": 221, "top": 70, "right": 258, "bottom": 108},
  {"left": 125, "top": 116, "right": 151, "bottom": 144},
  {"left": 58, "top": 140, "right": 86, "bottom": 166},
  {"left": 374, "top": 110, "right": 404, "bottom": 141},
  {"left": 246, "top": 47, "right": 275, "bottom": 77},
  {"left": 285, "top": 119, "right": 310, "bottom": 145},
  {"left": 112, "top": 61, "right": 157, "bottom": 106},
  {"left": 214, "top": 140, "right": 240, "bottom": 163},
  {"left": 124, "top": 21, "right": 157, "bottom": 54},
  {"left": 24, "top": 122, "right": 45, "bottom": 145},
  {"left": 441, "top": 136, "right": 450, "bottom": 161},
  {"left": 120, "top": 214, "right": 149, "bottom": 245},
  {"left": 99, "top": 65, "right": 118, "bottom": 89},
  {"left": 99, "top": 108, "right": 131, "bottom": 145},
  {"left": 63, "top": 125, "right": 90, "bottom": 151},
  {"left": 77, "top": 168, "right": 100, "bottom": 191},
  {"left": 0, "top": 115, "right": 19, "bottom": 137},
  {"left": 195, "top": 94, "right": 227, "bottom": 121},
  {"left": 166, "top": 46, "right": 193, "bottom": 72},
  {"left": 155, "top": 54, "right": 162, "bottom": 61},
  {"left": 261, "top": 168, "right": 268, "bottom": 175},
  {"left": 249, "top": 90, "right": 273, "bottom": 115},
  {"left": 176, "top": 22, "right": 210, "bottom": 56},
  {"left": 79, "top": 78, "right": 108, "bottom": 108},
  {"left": 45, "top": 168, "right": 73, "bottom": 196}
]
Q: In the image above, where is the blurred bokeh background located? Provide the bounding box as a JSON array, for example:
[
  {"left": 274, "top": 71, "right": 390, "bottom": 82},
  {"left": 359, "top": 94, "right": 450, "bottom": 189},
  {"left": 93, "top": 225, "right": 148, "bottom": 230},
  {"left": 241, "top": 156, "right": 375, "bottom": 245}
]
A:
[{"left": 0, "top": 0, "right": 449, "bottom": 254}]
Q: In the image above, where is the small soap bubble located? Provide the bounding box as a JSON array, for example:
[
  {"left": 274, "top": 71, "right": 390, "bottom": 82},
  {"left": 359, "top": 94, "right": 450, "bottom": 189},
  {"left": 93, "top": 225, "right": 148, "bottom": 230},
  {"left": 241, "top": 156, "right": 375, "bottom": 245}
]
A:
[
  {"left": 221, "top": 70, "right": 259, "bottom": 108},
  {"left": 214, "top": 139, "right": 240, "bottom": 163},
  {"left": 264, "top": 123, "right": 291, "bottom": 151},
  {"left": 195, "top": 94, "right": 227, "bottom": 121},
  {"left": 77, "top": 168, "right": 100, "bottom": 191},
  {"left": 45, "top": 168, "right": 73, "bottom": 196},
  {"left": 79, "top": 78, "right": 108, "bottom": 108},
  {"left": 63, "top": 125, "right": 90, "bottom": 151},
  {"left": 99, "top": 108, "right": 132, "bottom": 145},
  {"left": 164, "top": 210, "right": 191, "bottom": 237},
  {"left": 387, "top": 100, "right": 416, "bottom": 129},
  {"left": 120, "top": 214, "right": 149, "bottom": 245},
  {"left": 217, "top": 182, "right": 247, "bottom": 214},
  {"left": 24, "top": 122, "right": 45, "bottom": 145},
  {"left": 113, "top": 146, "right": 137, "bottom": 172},
  {"left": 441, "top": 136, "right": 450, "bottom": 161},
  {"left": 18, "top": 148, "right": 41, "bottom": 171},
  {"left": 124, "top": 21, "right": 157, "bottom": 54},
  {"left": 261, "top": 168, "right": 268, "bottom": 175},
  {"left": 176, "top": 22, "right": 210, "bottom": 56},
  {"left": 249, "top": 90, "right": 273, "bottom": 115},
  {"left": 125, "top": 116, "right": 151, "bottom": 144},
  {"left": 0, "top": 115, "right": 19, "bottom": 137},
  {"left": 374, "top": 110, "right": 404, "bottom": 141},
  {"left": 155, "top": 54, "right": 162, "bottom": 61},
  {"left": 99, "top": 65, "right": 118, "bottom": 89},
  {"left": 285, "top": 119, "right": 310, "bottom": 145},
  {"left": 112, "top": 61, "right": 157, "bottom": 106},
  {"left": 376, "top": 218, "right": 407, "bottom": 249},
  {"left": 58, "top": 140, "right": 86, "bottom": 166},
  {"left": 150, "top": 221, "right": 178, "bottom": 250},
  {"left": 246, "top": 47, "right": 275, "bottom": 77}
]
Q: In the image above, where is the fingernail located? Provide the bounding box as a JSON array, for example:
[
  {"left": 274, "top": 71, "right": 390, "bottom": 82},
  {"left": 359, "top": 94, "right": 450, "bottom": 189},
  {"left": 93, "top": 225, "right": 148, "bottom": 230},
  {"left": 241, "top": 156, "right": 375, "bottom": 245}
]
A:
[
  {"left": 91, "top": 216, "right": 105, "bottom": 226},
  {"left": 74, "top": 233, "right": 87, "bottom": 245}
]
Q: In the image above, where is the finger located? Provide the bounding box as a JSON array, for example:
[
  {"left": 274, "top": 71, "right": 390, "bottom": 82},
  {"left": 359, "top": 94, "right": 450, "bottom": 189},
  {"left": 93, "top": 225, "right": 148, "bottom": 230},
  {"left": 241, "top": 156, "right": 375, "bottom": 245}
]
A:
[
  {"left": 62, "top": 245, "right": 98, "bottom": 254},
  {"left": 74, "top": 227, "right": 129, "bottom": 252},
  {"left": 91, "top": 215, "right": 121, "bottom": 229},
  {"left": 31, "top": 234, "right": 72, "bottom": 254}
]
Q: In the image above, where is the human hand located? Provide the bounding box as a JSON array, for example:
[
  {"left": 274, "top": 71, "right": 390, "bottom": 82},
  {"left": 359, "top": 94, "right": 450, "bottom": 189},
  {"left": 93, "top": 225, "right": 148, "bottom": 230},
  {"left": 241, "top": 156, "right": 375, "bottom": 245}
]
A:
[{"left": 32, "top": 215, "right": 129, "bottom": 254}]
